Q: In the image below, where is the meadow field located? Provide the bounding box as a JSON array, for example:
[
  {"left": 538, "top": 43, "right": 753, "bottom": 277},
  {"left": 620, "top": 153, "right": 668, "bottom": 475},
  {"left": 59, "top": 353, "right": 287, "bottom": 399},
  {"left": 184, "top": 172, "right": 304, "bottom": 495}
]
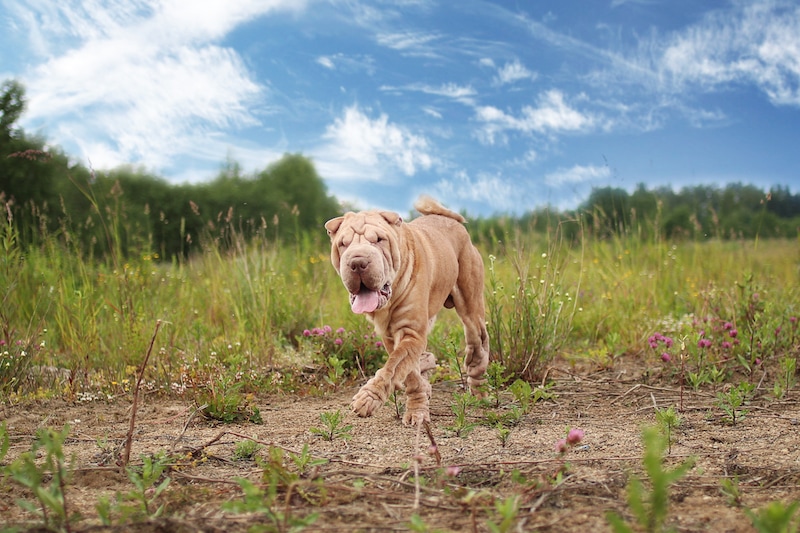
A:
[{"left": 1, "top": 211, "right": 799, "bottom": 532}]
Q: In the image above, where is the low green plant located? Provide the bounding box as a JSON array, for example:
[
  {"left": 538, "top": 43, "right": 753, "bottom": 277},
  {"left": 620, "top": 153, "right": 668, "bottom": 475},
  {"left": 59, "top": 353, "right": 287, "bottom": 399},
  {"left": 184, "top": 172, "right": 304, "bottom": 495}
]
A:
[
  {"left": 233, "top": 438, "right": 263, "bottom": 461},
  {"left": 533, "top": 382, "right": 557, "bottom": 403},
  {"left": 606, "top": 426, "right": 695, "bottom": 533},
  {"left": 300, "top": 324, "right": 386, "bottom": 379},
  {"left": 745, "top": 500, "right": 799, "bottom": 533},
  {"left": 654, "top": 406, "right": 681, "bottom": 454},
  {"left": 387, "top": 390, "right": 405, "bottom": 420},
  {"left": 772, "top": 356, "right": 797, "bottom": 400},
  {"left": 197, "top": 374, "right": 263, "bottom": 424},
  {"left": 310, "top": 409, "right": 353, "bottom": 441},
  {"left": 106, "top": 452, "right": 172, "bottom": 523},
  {"left": 486, "top": 494, "right": 521, "bottom": 533},
  {"left": 485, "top": 361, "right": 511, "bottom": 407},
  {"left": 288, "top": 444, "right": 328, "bottom": 477},
  {"left": 715, "top": 382, "right": 754, "bottom": 425},
  {"left": 4, "top": 424, "right": 76, "bottom": 532},
  {"left": 323, "top": 355, "right": 346, "bottom": 390},
  {"left": 719, "top": 476, "right": 741, "bottom": 507},
  {"left": 407, "top": 513, "right": 446, "bottom": 533},
  {"left": 686, "top": 369, "right": 712, "bottom": 391},
  {"left": 496, "top": 423, "right": 511, "bottom": 447},
  {"left": 509, "top": 379, "right": 533, "bottom": 412},
  {"left": 447, "top": 392, "right": 479, "bottom": 437},
  {"left": 222, "top": 477, "right": 318, "bottom": 533},
  {"left": 0, "top": 422, "right": 8, "bottom": 462},
  {"left": 483, "top": 405, "right": 523, "bottom": 428}
]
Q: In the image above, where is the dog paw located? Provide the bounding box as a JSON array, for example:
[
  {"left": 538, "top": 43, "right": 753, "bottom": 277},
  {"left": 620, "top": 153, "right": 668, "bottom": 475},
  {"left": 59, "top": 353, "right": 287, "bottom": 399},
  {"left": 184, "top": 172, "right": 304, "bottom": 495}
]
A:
[
  {"left": 403, "top": 389, "right": 430, "bottom": 426},
  {"left": 403, "top": 406, "right": 430, "bottom": 426},
  {"left": 467, "top": 376, "right": 487, "bottom": 399},
  {"left": 351, "top": 384, "right": 386, "bottom": 417}
]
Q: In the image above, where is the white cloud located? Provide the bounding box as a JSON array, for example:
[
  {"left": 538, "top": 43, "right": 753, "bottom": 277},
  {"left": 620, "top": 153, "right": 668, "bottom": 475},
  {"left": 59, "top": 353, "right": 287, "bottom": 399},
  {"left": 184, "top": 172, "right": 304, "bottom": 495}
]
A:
[
  {"left": 493, "top": 59, "right": 538, "bottom": 86},
  {"left": 433, "top": 170, "right": 518, "bottom": 212},
  {"left": 11, "top": 0, "right": 304, "bottom": 173},
  {"left": 381, "top": 82, "right": 477, "bottom": 104},
  {"left": 657, "top": 1, "right": 800, "bottom": 106},
  {"left": 317, "top": 105, "right": 433, "bottom": 180},
  {"left": 423, "top": 107, "right": 443, "bottom": 119},
  {"left": 475, "top": 90, "right": 596, "bottom": 143},
  {"left": 545, "top": 164, "right": 611, "bottom": 186},
  {"left": 317, "top": 56, "right": 336, "bottom": 69},
  {"left": 375, "top": 31, "right": 440, "bottom": 56}
]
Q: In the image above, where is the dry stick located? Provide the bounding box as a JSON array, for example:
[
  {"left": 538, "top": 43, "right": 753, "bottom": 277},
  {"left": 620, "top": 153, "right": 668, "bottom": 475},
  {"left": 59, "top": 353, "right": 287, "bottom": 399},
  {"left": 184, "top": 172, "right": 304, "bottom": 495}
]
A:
[
  {"left": 120, "top": 319, "right": 162, "bottom": 467},
  {"left": 413, "top": 420, "right": 423, "bottom": 510},
  {"left": 170, "top": 403, "right": 208, "bottom": 453},
  {"left": 610, "top": 383, "right": 641, "bottom": 405},
  {"left": 423, "top": 421, "right": 441, "bottom": 466}
]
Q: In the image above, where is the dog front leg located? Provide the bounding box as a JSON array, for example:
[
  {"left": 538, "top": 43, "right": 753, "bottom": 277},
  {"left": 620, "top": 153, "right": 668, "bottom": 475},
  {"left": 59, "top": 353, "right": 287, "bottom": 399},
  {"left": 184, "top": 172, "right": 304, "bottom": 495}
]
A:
[{"left": 351, "top": 334, "right": 425, "bottom": 421}]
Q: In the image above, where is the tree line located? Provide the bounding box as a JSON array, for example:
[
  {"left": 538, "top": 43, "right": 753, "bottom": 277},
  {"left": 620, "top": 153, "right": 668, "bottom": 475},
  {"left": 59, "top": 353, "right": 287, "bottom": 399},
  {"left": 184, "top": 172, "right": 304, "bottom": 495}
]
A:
[
  {"left": 1, "top": 79, "right": 798, "bottom": 261},
  {"left": 469, "top": 182, "right": 800, "bottom": 245}
]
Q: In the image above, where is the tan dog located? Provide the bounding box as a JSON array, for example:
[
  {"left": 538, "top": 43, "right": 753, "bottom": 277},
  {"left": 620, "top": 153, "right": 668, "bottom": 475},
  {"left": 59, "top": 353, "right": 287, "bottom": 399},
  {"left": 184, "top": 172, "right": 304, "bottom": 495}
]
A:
[{"left": 325, "top": 196, "right": 490, "bottom": 425}]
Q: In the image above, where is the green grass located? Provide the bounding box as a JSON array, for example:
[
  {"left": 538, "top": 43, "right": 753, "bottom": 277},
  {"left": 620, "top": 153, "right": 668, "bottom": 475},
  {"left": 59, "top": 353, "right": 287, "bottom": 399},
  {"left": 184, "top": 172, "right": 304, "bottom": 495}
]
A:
[{"left": 1, "top": 201, "right": 798, "bottom": 401}]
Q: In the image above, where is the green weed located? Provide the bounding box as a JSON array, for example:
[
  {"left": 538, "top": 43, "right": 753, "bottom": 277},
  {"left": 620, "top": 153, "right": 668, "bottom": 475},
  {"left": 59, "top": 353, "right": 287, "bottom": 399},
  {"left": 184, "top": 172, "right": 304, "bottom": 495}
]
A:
[
  {"left": 288, "top": 444, "right": 328, "bottom": 477},
  {"left": 654, "top": 406, "right": 681, "bottom": 454},
  {"left": 719, "top": 476, "right": 742, "bottom": 507},
  {"left": 309, "top": 409, "right": 352, "bottom": 441},
  {"left": 486, "top": 494, "right": 521, "bottom": 533},
  {"left": 745, "top": 500, "right": 800, "bottom": 533},
  {"left": 606, "top": 426, "right": 695, "bottom": 533},
  {"left": 484, "top": 360, "right": 511, "bottom": 407},
  {"left": 715, "top": 382, "right": 754, "bottom": 425},
  {"left": 4, "top": 424, "right": 76, "bottom": 532},
  {"left": 447, "top": 392, "right": 479, "bottom": 437},
  {"left": 234, "top": 438, "right": 264, "bottom": 461},
  {"left": 222, "top": 477, "right": 318, "bottom": 533}
]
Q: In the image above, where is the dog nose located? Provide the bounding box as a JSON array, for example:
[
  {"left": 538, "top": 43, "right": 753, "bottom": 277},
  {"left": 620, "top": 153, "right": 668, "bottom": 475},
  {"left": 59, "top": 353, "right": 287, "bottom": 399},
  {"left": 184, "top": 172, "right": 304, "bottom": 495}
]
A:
[{"left": 349, "top": 257, "right": 370, "bottom": 273}]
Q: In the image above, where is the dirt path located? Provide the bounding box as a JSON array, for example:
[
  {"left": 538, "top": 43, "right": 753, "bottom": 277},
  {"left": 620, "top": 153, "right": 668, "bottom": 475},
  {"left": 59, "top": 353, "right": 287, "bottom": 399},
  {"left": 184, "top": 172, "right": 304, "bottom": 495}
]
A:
[{"left": 2, "top": 363, "right": 799, "bottom": 532}]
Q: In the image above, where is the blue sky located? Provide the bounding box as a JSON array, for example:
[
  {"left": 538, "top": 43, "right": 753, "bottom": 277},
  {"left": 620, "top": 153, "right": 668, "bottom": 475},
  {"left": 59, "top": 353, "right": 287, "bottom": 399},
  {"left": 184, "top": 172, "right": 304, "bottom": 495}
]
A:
[{"left": 2, "top": 0, "right": 799, "bottom": 216}]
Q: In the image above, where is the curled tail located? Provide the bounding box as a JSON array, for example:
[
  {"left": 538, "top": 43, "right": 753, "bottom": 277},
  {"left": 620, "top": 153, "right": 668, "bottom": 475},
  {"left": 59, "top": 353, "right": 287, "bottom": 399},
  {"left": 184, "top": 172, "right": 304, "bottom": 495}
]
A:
[{"left": 414, "top": 195, "right": 466, "bottom": 224}]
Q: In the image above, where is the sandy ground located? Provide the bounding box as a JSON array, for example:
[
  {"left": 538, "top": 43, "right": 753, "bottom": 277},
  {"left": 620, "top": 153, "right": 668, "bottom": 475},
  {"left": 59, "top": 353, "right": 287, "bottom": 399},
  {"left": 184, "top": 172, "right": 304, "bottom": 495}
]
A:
[{"left": 2, "top": 358, "right": 799, "bottom": 532}]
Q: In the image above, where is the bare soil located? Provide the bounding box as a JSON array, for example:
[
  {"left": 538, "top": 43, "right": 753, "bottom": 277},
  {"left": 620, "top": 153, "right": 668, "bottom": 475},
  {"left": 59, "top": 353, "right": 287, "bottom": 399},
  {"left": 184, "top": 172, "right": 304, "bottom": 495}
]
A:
[{"left": 2, "top": 356, "right": 799, "bottom": 532}]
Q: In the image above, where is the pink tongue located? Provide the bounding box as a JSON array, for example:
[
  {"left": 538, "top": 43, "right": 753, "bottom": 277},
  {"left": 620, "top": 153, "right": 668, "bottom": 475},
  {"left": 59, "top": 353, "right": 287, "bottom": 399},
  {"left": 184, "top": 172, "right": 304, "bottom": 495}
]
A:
[{"left": 351, "top": 290, "right": 380, "bottom": 314}]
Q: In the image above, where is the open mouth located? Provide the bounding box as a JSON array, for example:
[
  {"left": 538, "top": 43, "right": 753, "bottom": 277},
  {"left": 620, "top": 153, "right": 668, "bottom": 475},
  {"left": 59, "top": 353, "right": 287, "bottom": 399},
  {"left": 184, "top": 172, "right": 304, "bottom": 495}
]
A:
[{"left": 349, "top": 282, "right": 391, "bottom": 314}]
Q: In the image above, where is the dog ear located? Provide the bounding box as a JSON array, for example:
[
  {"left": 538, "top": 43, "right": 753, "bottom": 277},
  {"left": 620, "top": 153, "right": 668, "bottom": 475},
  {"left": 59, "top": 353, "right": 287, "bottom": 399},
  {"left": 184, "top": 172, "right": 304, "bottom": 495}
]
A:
[
  {"left": 325, "top": 216, "right": 344, "bottom": 237},
  {"left": 380, "top": 211, "right": 403, "bottom": 226}
]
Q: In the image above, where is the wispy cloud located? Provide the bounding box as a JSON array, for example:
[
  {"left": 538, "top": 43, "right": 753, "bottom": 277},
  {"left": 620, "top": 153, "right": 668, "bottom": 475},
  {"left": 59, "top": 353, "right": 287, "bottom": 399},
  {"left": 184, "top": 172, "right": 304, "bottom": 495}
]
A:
[
  {"left": 658, "top": 1, "right": 800, "bottom": 106},
  {"left": 433, "top": 170, "right": 518, "bottom": 212},
  {"left": 475, "top": 89, "right": 597, "bottom": 144},
  {"left": 545, "top": 164, "right": 611, "bottom": 186},
  {"left": 316, "top": 105, "right": 434, "bottom": 180},
  {"left": 316, "top": 56, "right": 336, "bottom": 69},
  {"left": 375, "top": 30, "right": 441, "bottom": 56},
  {"left": 381, "top": 82, "right": 477, "bottom": 104},
  {"left": 492, "top": 59, "right": 538, "bottom": 86}
]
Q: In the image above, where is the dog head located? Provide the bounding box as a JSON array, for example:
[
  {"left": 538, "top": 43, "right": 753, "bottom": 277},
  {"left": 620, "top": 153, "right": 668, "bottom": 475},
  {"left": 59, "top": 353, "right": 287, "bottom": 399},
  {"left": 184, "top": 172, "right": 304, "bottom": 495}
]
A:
[{"left": 325, "top": 210, "right": 403, "bottom": 314}]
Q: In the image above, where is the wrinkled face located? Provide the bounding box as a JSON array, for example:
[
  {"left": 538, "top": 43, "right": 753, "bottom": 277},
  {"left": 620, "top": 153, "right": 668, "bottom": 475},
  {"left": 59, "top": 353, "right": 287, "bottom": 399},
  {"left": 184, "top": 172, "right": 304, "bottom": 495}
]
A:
[{"left": 325, "top": 210, "right": 403, "bottom": 314}]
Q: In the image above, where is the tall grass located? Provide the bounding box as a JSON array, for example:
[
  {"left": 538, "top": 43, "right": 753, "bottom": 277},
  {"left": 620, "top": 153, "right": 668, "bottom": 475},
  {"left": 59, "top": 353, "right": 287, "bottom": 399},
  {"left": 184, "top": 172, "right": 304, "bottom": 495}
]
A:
[{"left": 1, "top": 192, "right": 797, "bottom": 401}]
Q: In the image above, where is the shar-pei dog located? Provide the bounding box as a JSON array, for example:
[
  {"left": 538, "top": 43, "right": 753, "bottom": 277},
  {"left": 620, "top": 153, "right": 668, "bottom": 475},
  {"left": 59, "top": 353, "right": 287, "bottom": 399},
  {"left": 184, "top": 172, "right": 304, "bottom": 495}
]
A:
[{"left": 324, "top": 196, "right": 490, "bottom": 426}]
